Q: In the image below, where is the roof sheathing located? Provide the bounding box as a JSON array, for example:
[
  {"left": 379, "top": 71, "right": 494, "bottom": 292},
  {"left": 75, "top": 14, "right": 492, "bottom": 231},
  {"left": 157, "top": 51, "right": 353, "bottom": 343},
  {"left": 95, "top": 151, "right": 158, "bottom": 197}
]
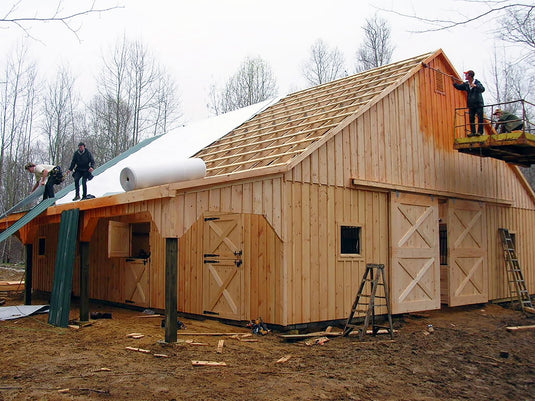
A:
[{"left": 196, "top": 51, "right": 435, "bottom": 178}]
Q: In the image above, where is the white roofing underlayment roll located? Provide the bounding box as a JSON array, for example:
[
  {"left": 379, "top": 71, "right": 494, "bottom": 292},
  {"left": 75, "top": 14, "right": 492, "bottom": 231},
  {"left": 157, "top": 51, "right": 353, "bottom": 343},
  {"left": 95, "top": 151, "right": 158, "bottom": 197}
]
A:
[{"left": 120, "top": 158, "right": 207, "bottom": 191}]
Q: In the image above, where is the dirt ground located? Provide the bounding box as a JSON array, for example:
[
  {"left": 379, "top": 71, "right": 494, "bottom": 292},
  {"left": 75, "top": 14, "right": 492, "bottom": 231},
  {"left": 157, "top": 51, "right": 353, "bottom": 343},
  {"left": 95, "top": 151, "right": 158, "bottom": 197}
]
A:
[{"left": 0, "top": 265, "right": 534, "bottom": 401}]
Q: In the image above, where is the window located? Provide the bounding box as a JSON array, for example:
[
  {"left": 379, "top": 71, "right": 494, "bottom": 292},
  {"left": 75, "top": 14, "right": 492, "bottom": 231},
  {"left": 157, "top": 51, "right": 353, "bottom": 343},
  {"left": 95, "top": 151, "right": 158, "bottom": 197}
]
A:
[
  {"left": 340, "top": 225, "right": 361, "bottom": 255},
  {"left": 38, "top": 237, "right": 46, "bottom": 256}
]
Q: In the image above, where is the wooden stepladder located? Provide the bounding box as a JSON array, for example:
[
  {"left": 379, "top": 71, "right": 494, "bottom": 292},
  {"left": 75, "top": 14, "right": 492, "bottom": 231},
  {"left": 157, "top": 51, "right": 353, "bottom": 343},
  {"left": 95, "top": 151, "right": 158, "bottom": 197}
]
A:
[
  {"left": 498, "top": 228, "right": 533, "bottom": 313},
  {"left": 343, "top": 264, "right": 394, "bottom": 340}
]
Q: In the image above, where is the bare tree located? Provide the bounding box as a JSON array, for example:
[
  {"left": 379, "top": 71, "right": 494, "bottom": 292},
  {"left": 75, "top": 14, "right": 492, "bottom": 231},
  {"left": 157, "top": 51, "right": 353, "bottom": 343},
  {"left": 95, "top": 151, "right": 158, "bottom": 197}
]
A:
[
  {"left": 0, "top": 44, "right": 38, "bottom": 207},
  {"left": 383, "top": 1, "right": 534, "bottom": 33},
  {"left": 355, "top": 14, "right": 395, "bottom": 72},
  {"left": 301, "top": 39, "right": 346, "bottom": 87},
  {"left": 0, "top": 1, "right": 122, "bottom": 40},
  {"left": 500, "top": 6, "right": 535, "bottom": 59},
  {"left": 91, "top": 37, "right": 181, "bottom": 160},
  {"left": 42, "top": 65, "right": 79, "bottom": 167},
  {"left": 0, "top": 44, "right": 38, "bottom": 262},
  {"left": 209, "top": 56, "right": 278, "bottom": 115},
  {"left": 151, "top": 72, "right": 182, "bottom": 136}
]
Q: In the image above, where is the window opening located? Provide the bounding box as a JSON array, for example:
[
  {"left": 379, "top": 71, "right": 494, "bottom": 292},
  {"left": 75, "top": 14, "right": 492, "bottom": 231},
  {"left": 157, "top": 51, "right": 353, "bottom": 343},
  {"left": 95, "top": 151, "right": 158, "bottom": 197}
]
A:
[
  {"left": 38, "top": 237, "right": 46, "bottom": 256},
  {"left": 340, "top": 226, "right": 361, "bottom": 255}
]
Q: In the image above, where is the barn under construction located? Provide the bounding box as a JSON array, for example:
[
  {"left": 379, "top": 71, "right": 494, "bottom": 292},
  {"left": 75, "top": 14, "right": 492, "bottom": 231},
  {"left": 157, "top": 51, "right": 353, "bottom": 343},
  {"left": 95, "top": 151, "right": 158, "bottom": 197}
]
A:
[{"left": 1, "top": 49, "right": 534, "bottom": 327}]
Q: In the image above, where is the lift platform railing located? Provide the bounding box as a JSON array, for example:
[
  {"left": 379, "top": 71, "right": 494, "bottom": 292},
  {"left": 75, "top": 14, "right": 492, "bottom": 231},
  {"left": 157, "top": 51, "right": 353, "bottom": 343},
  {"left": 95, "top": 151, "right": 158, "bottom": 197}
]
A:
[{"left": 454, "top": 99, "right": 535, "bottom": 139}]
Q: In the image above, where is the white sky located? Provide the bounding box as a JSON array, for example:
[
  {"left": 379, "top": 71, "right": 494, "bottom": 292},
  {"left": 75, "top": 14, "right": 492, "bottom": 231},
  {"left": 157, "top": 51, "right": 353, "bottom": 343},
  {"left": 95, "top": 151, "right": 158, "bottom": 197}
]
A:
[{"left": 1, "top": 0, "right": 520, "bottom": 123}]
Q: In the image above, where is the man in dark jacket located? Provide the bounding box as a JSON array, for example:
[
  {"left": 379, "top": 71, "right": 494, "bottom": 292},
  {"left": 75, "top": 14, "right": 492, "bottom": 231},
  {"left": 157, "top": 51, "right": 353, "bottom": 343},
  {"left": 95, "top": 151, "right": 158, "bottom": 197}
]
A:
[
  {"left": 66, "top": 142, "right": 95, "bottom": 201},
  {"left": 453, "top": 70, "right": 485, "bottom": 136}
]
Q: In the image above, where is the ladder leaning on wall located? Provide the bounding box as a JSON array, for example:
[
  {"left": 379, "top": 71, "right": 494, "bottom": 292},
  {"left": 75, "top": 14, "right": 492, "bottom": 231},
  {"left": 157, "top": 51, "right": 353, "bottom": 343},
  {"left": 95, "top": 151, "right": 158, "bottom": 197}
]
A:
[{"left": 498, "top": 228, "right": 534, "bottom": 313}]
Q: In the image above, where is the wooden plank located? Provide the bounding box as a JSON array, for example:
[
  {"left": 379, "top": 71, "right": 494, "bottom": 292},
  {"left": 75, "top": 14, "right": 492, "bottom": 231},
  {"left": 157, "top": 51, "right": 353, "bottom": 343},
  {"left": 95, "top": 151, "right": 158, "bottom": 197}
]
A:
[
  {"left": 191, "top": 360, "right": 227, "bottom": 366},
  {"left": 506, "top": 325, "right": 535, "bottom": 332}
]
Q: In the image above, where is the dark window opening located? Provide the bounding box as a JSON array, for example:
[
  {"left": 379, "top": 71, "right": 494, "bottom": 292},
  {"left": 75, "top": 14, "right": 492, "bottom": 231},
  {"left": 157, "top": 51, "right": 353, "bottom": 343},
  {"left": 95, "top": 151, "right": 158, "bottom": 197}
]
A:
[
  {"left": 38, "top": 237, "right": 46, "bottom": 256},
  {"left": 439, "top": 224, "right": 448, "bottom": 265},
  {"left": 341, "top": 226, "right": 361, "bottom": 255}
]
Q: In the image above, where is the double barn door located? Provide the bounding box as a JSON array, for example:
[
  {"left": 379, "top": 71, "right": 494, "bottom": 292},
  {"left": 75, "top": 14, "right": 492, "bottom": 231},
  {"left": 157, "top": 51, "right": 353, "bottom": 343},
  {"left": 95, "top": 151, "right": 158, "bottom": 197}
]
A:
[{"left": 390, "top": 193, "right": 487, "bottom": 314}]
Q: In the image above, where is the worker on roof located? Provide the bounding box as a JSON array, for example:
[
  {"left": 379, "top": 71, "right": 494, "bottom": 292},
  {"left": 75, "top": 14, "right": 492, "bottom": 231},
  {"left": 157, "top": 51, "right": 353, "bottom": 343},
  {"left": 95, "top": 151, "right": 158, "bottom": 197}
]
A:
[
  {"left": 493, "top": 109, "right": 523, "bottom": 133},
  {"left": 24, "top": 162, "right": 63, "bottom": 200},
  {"left": 66, "top": 142, "right": 95, "bottom": 201},
  {"left": 452, "top": 70, "right": 486, "bottom": 137}
]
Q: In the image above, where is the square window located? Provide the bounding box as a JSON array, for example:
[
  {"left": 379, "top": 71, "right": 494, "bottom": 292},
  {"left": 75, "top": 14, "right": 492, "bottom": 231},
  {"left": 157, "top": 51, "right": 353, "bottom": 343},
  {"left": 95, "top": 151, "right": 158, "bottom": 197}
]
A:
[
  {"left": 340, "top": 226, "right": 361, "bottom": 255},
  {"left": 38, "top": 237, "right": 46, "bottom": 256}
]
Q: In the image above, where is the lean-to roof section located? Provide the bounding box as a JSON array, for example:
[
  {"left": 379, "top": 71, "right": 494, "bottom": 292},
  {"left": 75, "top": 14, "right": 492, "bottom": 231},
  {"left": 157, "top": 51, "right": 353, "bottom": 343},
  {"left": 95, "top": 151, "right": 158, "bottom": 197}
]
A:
[{"left": 195, "top": 51, "right": 435, "bottom": 177}]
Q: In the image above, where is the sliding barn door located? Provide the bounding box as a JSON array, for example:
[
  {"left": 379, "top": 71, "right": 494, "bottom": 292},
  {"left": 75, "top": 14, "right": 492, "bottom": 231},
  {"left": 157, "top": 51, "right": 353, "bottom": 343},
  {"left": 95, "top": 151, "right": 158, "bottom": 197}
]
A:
[
  {"left": 391, "top": 193, "right": 440, "bottom": 314},
  {"left": 447, "top": 199, "right": 488, "bottom": 306},
  {"left": 202, "top": 213, "right": 244, "bottom": 320}
]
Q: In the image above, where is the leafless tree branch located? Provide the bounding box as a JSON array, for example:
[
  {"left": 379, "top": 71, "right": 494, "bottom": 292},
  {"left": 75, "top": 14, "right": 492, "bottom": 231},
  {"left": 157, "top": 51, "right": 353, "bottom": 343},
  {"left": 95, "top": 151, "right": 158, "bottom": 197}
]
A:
[
  {"left": 379, "top": 2, "right": 534, "bottom": 33},
  {"left": 1, "top": 1, "right": 123, "bottom": 42}
]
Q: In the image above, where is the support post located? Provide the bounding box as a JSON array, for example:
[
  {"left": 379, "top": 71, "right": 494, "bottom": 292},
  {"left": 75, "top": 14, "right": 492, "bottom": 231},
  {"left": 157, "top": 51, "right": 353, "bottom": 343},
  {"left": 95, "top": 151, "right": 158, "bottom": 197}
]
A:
[
  {"left": 79, "top": 241, "right": 90, "bottom": 322},
  {"left": 24, "top": 244, "right": 33, "bottom": 305},
  {"left": 165, "top": 238, "right": 178, "bottom": 343}
]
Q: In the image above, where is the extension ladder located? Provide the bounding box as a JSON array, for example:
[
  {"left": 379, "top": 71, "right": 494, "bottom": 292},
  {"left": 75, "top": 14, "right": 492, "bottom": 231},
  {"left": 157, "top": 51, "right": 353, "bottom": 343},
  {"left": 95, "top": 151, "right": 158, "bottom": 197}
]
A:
[
  {"left": 343, "top": 263, "right": 394, "bottom": 340},
  {"left": 498, "top": 228, "right": 533, "bottom": 312}
]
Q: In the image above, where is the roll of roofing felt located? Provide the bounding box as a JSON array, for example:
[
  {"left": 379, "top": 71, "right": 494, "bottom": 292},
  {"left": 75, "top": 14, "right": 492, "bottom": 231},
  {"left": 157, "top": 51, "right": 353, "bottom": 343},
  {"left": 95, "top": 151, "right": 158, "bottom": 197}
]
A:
[{"left": 120, "top": 158, "right": 207, "bottom": 191}]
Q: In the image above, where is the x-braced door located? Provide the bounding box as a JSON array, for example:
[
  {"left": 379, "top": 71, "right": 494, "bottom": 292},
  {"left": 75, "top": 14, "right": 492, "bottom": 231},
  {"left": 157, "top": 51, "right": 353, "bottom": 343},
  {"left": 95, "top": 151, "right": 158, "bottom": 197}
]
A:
[
  {"left": 391, "top": 193, "right": 441, "bottom": 314},
  {"left": 447, "top": 199, "right": 488, "bottom": 306},
  {"left": 203, "top": 213, "right": 244, "bottom": 320}
]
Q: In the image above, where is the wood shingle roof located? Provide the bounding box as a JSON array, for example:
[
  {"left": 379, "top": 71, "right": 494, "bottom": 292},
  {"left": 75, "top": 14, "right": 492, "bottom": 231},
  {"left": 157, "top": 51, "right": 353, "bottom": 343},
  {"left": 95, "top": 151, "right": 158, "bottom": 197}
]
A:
[{"left": 195, "top": 52, "right": 434, "bottom": 177}]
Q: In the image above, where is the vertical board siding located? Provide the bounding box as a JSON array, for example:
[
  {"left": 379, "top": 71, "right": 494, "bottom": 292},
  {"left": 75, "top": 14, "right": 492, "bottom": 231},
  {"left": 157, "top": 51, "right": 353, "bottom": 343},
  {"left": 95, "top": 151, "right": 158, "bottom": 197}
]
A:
[{"left": 283, "top": 184, "right": 388, "bottom": 325}]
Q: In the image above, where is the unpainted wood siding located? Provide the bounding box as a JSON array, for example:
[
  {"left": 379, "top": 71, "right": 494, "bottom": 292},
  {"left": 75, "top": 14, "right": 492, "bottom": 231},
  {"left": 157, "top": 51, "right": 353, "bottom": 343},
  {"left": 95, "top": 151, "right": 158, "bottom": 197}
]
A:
[
  {"left": 281, "top": 183, "right": 389, "bottom": 325},
  {"left": 486, "top": 204, "right": 535, "bottom": 299}
]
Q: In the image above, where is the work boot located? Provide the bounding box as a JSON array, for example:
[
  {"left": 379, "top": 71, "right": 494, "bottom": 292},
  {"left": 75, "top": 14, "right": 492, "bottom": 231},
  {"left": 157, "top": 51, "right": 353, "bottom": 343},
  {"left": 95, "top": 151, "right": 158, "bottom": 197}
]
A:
[{"left": 72, "top": 195, "right": 80, "bottom": 201}]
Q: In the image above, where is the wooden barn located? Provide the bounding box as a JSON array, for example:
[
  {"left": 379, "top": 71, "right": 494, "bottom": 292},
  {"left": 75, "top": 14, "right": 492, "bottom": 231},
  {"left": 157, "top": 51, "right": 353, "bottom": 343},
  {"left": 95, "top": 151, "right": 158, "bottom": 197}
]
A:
[{"left": 4, "top": 49, "right": 535, "bottom": 327}]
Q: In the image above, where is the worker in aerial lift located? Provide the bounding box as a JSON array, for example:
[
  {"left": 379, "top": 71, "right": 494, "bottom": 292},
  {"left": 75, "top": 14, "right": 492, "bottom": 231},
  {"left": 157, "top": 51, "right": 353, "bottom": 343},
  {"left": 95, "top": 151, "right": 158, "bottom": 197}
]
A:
[
  {"left": 24, "top": 162, "right": 64, "bottom": 200},
  {"left": 452, "top": 70, "right": 486, "bottom": 137},
  {"left": 493, "top": 109, "right": 524, "bottom": 133}
]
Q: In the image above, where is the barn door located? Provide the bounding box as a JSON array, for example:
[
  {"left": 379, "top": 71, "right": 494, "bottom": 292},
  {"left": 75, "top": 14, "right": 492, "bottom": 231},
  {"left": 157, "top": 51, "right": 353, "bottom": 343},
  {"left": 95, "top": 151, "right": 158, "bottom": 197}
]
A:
[
  {"left": 202, "top": 213, "right": 244, "bottom": 320},
  {"left": 125, "top": 259, "right": 149, "bottom": 307},
  {"left": 391, "top": 193, "right": 440, "bottom": 314},
  {"left": 447, "top": 199, "right": 488, "bottom": 306}
]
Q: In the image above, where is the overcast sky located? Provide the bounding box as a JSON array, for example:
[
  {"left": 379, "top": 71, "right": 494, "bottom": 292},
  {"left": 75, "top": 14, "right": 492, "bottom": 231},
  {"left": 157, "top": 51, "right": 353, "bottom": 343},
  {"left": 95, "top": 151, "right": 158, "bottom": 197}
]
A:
[{"left": 1, "top": 0, "right": 518, "bottom": 123}]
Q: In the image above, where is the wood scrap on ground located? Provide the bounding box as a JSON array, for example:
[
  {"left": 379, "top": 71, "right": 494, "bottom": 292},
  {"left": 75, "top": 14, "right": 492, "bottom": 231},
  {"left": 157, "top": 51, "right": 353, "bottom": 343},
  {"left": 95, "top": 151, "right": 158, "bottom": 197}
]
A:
[
  {"left": 279, "top": 331, "right": 343, "bottom": 340},
  {"left": 216, "top": 340, "right": 224, "bottom": 353},
  {"left": 126, "top": 333, "right": 144, "bottom": 339},
  {"left": 305, "top": 336, "right": 330, "bottom": 346},
  {"left": 185, "top": 340, "right": 209, "bottom": 346},
  {"left": 506, "top": 324, "right": 535, "bottom": 332},
  {"left": 137, "top": 314, "right": 164, "bottom": 318},
  {"left": 276, "top": 355, "right": 292, "bottom": 363},
  {"left": 191, "top": 360, "right": 227, "bottom": 366},
  {"left": 125, "top": 346, "right": 151, "bottom": 353}
]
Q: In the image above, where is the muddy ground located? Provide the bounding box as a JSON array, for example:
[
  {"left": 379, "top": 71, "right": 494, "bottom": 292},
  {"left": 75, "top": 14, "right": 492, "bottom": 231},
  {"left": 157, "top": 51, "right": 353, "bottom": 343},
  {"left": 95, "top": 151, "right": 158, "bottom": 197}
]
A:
[{"left": 0, "top": 265, "right": 534, "bottom": 401}]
